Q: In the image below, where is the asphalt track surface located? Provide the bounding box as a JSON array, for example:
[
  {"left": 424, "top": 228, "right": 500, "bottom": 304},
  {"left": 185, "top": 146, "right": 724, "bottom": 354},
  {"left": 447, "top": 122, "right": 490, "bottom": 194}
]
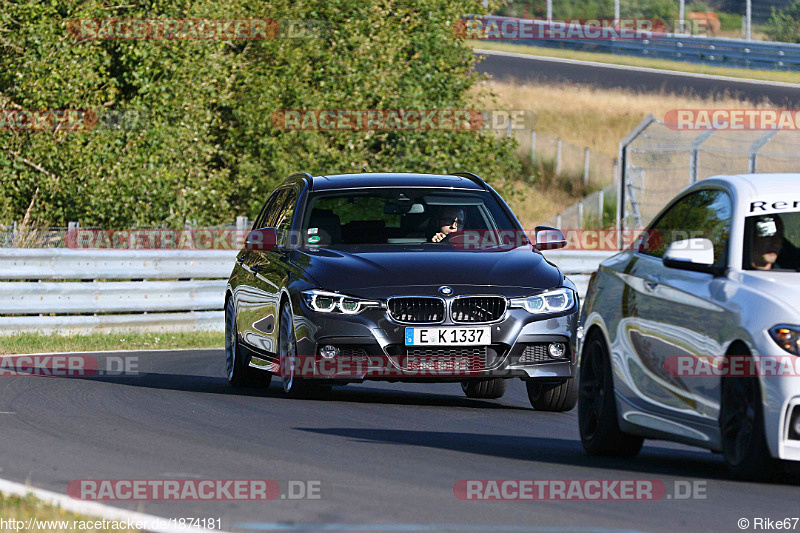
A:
[
  {"left": 3, "top": 349, "right": 800, "bottom": 532},
  {"left": 477, "top": 49, "right": 800, "bottom": 107}
]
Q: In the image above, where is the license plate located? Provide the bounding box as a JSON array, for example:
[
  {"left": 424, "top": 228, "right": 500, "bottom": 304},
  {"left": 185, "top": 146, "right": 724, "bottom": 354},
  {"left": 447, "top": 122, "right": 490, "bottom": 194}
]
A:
[{"left": 404, "top": 327, "right": 490, "bottom": 346}]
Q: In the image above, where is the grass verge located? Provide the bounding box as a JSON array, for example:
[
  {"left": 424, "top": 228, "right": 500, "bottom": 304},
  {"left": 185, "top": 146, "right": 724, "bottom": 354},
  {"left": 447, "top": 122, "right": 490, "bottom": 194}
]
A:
[
  {"left": 0, "top": 331, "right": 223, "bottom": 355},
  {"left": 0, "top": 492, "right": 136, "bottom": 532},
  {"left": 472, "top": 41, "right": 800, "bottom": 85}
]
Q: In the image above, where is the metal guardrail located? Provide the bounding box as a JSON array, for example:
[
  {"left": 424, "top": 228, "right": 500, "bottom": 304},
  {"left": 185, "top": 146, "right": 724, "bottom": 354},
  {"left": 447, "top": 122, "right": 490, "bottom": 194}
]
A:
[
  {"left": 0, "top": 249, "right": 614, "bottom": 335},
  {"left": 479, "top": 16, "right": 800, "bottom": 70},
  {"left": 0, "top": 250, "right": 236, "bottom": 335}
]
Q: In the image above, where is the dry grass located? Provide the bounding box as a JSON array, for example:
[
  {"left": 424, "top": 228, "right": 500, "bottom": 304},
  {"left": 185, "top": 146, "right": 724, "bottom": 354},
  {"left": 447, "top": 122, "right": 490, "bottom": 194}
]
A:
[
  {"left": 474, "top": 79, "right": 779, "bottom": 157},
  {"left": 471, "top": 80, "right": 773, "bottom": 225}
]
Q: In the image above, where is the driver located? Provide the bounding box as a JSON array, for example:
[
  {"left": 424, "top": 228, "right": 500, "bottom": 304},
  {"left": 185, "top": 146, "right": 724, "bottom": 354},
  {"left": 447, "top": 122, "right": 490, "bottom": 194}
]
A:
[
  {"left": 750, "top": 215, "right": 784, "bottom": 270},
  {"left": 431, "top": 207, "right": 465, "bottom": 243}
]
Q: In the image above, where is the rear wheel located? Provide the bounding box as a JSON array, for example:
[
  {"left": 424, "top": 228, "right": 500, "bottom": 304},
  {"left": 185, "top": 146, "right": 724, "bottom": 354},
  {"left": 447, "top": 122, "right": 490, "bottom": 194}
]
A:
[
  {"left": 225, "top": 298, "right": 270, "bottom": 388},
  {"left": 578, "top": 330, "right": 643, "bottom": 456},
  {"left": 461, "top": 378, "right": 507, "bottom": 399},
  {"left": 720, "top": 351, "right": 779, "bottom": 479},
  {"left": 527, "top": 379, "right": 577, "bottom": 412}
]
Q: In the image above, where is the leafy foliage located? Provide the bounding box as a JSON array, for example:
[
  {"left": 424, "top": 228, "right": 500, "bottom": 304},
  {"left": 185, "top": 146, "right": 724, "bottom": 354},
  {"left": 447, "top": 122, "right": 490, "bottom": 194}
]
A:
[
  {"left": 766, "top": 0, "right": 800, "bottom": 43},
  {"left": 0, "top": 0, "right": 520, "bottom": 227}
]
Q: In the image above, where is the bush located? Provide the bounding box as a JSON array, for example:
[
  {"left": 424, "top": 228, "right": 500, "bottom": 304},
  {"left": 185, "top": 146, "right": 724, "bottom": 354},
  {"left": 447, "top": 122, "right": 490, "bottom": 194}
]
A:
[
  {"left": 766, "top": 0, "right": 800, "bottom": 42},
  {"left": 0, "top": 0, "right": 521, "bottom": 227}
]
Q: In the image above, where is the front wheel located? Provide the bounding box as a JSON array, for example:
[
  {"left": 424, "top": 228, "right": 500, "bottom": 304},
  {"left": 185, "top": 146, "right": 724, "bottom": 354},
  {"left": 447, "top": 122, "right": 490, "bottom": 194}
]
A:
[
  {"left": 578, "top": 331, "right": 643, "bottom": 456},
  {"left": 461, "top": 378, "right": 507, "bottom": 399},
  {"left": 225, "top": 298, "right": 270, "bottom": 388},
  {"left": 527, "top": 379, "right": 577, "bottom": 412},
  {"left": 278, "top": 302, "right": 330, "bottom": 399},
  {"left": 720, "top": 364, "right": 779, "bottom": 479}
]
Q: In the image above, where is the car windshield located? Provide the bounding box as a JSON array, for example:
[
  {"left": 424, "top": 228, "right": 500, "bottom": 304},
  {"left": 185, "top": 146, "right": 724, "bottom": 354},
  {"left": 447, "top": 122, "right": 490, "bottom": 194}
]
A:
[
  {"left": 301, "top": 189, "right": 517, "bottom": 248},
  {"left": 743, "top": 211, "right": 800, "bottom": 271}
]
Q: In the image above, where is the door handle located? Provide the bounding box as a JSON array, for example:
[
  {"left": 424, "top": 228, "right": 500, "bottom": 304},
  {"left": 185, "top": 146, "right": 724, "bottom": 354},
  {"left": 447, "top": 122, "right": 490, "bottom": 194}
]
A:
[{"left": 643, "top": 274, "right": 660, "bottom": 291}]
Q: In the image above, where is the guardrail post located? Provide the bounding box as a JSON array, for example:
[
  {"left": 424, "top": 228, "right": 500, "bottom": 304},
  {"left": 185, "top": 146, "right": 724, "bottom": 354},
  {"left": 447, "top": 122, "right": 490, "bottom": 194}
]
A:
[
  {"left": 530, "top": 130, "right": 536, "bottom": 163},
  {"left": 68, "top": 221, "right": 79, "bottom": 232},
  {"left": 583, "top": 147, "right": 590, "bottom": 185},
  {"left": 236, "top": 216, "right": 248, "bottom": 233},
  {"left": 577, "top": 201, "right": 584, "bottom": 230},
  {"left": 506, "top": 120, "right": 512, "bottom": 138},
  {"left": 556, "top": 214, "right": 562, "bottom": 229},
  {"left": 556, "top": 138, "right": 562, "bottom": 175}
]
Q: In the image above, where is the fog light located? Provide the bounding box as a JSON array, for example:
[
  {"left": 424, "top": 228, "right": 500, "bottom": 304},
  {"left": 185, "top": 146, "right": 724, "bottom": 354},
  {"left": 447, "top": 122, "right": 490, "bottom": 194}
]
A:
[
  {"left": 319, "top": 345, "right": 339, "bottom": 359},
  {"left": 548, "top": 343, "right": 566, "bottom": 359},
  {"left": 791, "top": 407, "right": 800, "bottom": 440}
]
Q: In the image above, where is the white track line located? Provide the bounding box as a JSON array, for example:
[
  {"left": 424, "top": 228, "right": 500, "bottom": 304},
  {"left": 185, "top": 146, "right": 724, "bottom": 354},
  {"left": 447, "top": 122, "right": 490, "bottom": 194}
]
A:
[
  {"left": 0, "top": 477, "right": 231, "bottom": 533},
  {"left": 474, "top": 48, "right": 800, "bottom": 88},
  {"left": 0, "top": 347, "right": 221, "bottom": 358}
]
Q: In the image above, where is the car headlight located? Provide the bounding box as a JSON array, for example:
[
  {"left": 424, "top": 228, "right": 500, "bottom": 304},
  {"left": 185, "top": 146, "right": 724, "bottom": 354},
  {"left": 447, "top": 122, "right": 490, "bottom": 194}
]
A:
[
  {"left": 301, "top": 290, "right": 382, "bottom": 315},
  {"left": 509, "top": 287, "right": 575, "bottom": 315},
  {"left": 769, "top": 325, "right": 800, "bottom": 355}
]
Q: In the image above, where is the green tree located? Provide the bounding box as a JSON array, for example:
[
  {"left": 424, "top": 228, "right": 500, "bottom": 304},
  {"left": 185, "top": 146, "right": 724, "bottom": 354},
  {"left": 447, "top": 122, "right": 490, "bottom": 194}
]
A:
[
  {"left": 0, "top": 0, "right": 521, "bottom": 228},
  {"left": 766, "top": 0, "right": 800, "bottom": 43}
]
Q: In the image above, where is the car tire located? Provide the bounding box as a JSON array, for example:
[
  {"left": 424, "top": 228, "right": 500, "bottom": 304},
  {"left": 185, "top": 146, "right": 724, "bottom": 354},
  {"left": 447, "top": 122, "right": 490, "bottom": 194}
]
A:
[
  {"left": 578, "top": 330, "right": 643, "bottom": 457},
  {"left": 526, "top": 379, "right": 577, "bottom": 412},
  {"left": 225, "top": 298, "right": 271, "bottom": 388},
  {"left": 278, "top": 301, "right": 331, "bottom": 399},
  {"left": 720, "top": 352, "right": 779, "bottom": 480},
  {"left": 461, "top": 378, "right": 507, "bottom": 399}
]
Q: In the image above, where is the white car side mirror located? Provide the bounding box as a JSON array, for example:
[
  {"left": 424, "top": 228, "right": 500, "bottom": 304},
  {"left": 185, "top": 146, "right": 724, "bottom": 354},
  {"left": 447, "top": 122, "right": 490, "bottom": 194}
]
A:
[{"left": 664, "top": 238, "right": 714, "bottom": 265}]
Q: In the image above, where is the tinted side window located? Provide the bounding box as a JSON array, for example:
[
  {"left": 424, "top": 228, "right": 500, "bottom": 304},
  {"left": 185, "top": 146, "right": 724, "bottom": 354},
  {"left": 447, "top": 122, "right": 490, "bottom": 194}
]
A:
[
  {"left": 275, "top": 190, "right": 298, "bottom": 246},
  {"left": 641, "top": 189, "right": 731, "bottom": 266},
  {"left": 253, "top": 191, "right": 280, "bottom": 230},
  {"left": 260, "top": 189, "right": 289, "bottom": 228}
]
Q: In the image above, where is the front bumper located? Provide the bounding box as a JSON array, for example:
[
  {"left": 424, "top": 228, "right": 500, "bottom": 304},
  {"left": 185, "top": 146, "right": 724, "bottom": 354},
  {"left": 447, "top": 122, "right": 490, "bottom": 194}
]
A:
[{"left": 290, "top": 302, "right": 579, "bottom": 382}]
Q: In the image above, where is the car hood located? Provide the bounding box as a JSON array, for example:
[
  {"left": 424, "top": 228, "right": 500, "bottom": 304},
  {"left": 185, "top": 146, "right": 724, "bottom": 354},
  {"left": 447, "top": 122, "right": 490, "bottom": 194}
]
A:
[
  {"left": 294, "top": 245, "right": 563, "bottom": 297},
  {"left": 739, "top": 271, "right": 800, "bottom": 317}
]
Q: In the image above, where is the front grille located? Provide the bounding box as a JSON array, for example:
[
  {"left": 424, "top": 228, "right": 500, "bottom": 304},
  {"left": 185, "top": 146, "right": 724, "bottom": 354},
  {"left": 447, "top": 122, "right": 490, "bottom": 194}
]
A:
[
  {"left": 336, "top": 345, "right": 368, "bottom": 357},
  {"left": 403, "top": 346, "right": 486, "bottom": 372},
  {"left": 451, "top": 296, "right": 506, "bottom": 323},
  {"left": 407, "top": 346, "right": 487, "bottom": 357},
  {"left": 518, "top": 343, "right": 569, "bottom": 364},
  {"left": 388, "top": 297, "right": 445, "bottom": 323}
]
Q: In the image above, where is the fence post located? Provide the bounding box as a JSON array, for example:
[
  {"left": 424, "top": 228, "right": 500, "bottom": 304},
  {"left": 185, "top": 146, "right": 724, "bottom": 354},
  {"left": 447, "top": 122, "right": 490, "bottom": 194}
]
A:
[
  {"left": 748, "top": 131, "right": 778, "bottom": 173},
  {"left": 506, "top": 120, "right": 512, "bottom": 138},
  {"left": 556, "top": 138, "right": 562, "bottom": 175},
  {"left": 598, "top": 189, "right": 605, "bottom": 226},
  {"left": 68, "top": 221, "right": 79, "bottom": 232},
  {"left": 583, "top": 147, "right": 590, "bottom": 185},
  {"left": 577, "top": 201, "right": 584, "bottom": 230},
  {"left": 556, "top": 214, "right": 562, "bottom": 229},
  {"left": 530, "top": 130, "right": 536, "bottom": 163}
]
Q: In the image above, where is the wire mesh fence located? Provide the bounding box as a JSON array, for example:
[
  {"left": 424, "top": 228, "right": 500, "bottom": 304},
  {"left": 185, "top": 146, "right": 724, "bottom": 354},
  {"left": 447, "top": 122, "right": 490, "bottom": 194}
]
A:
[
  {"left": 621, "top": 116, "right": 800, "bottom": 230},
  {"left": 0, "top": 219, "right": 252, "bottom": 248}
]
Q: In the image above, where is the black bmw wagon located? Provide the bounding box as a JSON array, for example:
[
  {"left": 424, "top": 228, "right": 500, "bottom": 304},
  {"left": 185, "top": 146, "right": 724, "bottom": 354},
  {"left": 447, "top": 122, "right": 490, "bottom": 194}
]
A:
[{"left": 225, "top": 172, "right": 579, "bottom": 410}]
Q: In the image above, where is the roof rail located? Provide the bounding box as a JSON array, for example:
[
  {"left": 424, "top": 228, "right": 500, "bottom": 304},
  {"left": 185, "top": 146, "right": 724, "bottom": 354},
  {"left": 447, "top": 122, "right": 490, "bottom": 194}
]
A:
[
  {"left": 287, "top": 172, "right": 314, "bottom": 190},
  {"left": 451, "top": 172, "right": 488, "bottom": 190}
]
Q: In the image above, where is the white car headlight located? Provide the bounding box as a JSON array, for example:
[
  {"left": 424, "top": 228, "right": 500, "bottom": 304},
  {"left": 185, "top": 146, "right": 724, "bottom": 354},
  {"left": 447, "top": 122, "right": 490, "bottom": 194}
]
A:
[
  {"left": 509, "top": 287, "right": 575, "bottom": 315},
  {"left": 770, "top": 325, "right": 800, "bottom": 355},
  {"left": 301, "top": 290, "right": 381, "bottom": 315}
]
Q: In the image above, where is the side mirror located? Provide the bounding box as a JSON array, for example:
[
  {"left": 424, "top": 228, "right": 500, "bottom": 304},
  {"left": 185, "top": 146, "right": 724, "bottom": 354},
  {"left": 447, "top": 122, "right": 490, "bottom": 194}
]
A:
[
  {"left": 534, "top": 226, "right": 567, "bottom": 250},
  {"left": 663, "top": 238, "right": 724, "bottom": 275},
  {"left": 245, "top": 227, "right": 278, "bottom": 251}
]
